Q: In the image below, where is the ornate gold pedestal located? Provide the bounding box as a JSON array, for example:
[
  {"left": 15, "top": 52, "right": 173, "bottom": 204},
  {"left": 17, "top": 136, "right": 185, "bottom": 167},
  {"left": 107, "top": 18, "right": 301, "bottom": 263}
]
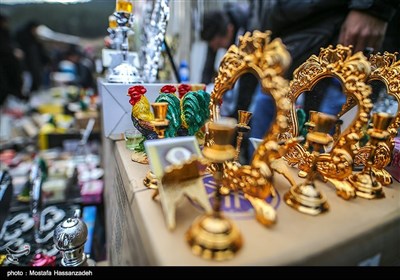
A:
[
  {"left": 186, "top": 214, "right": 242, "bottom": 261},
  {"left": 234, "top": 110, "right": 252, "bottom": 162},
  {"left": 348, "top": 173, "right": 384, "bottom": 199},
  {"left": 186, "top": 119, "right": 243, "bottom": 261},
  {"left": 150, "top": 102, "right": 169, "bottom": 139},
  {"left": 285, "top": 112, "right": 336, "bottom": 215},
  {"left": 349, "top": 112, "right": 394, "bottom": 199},
  {"left": 285, "top": 183, "right": 329, "bottom": 216},
  {"left": 143, "top": 102, "right": 170, "bottom": 197}
]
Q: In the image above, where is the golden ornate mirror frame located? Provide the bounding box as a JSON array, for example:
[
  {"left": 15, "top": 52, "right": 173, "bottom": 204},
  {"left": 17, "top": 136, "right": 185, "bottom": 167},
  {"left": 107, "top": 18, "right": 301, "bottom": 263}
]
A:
[
  {"left": 353, "top": 52, "right": 400, "bottom": 185},
  {"left": 282, "top": 45, "right": 373, "bottom": 199},
  {"left": 208, "top": 31, "right": 293, "bottom": 225}
]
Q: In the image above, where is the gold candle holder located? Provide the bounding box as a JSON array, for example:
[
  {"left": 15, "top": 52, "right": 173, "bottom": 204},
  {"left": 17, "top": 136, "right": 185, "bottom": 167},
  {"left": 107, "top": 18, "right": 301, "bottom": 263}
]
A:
[
  {"left": 302, "top": 110, "right": 318, "bottom": 152},
  {"left": 298, "top": 110, "right": 319, "bottom": 178},
  {"left": 348, "top": 112, "right": 394, "bottom": 199},
  {"left": 150, "top": 102, "right": 169, "bottom": 139},
  {"left": 144, "top": 102, "right": 170, "bottom": 195},
  {"left": 186, "top": 118, "right": 243, "bottom": 261},
  {"left": 284, "top": 112, "right": 336, "bottom": 215},
  {"left": 234, "top": 110, "right": 252, "bottom": 162}
]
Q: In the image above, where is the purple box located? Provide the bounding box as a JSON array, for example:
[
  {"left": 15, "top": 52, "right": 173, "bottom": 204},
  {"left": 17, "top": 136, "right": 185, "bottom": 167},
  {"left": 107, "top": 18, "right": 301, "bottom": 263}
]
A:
[
  {"left": 386, "top": 137, "right": 400, "bottom": 182},
  {"left": 80, "top": 180, "right": 103, "bottom": 204}
]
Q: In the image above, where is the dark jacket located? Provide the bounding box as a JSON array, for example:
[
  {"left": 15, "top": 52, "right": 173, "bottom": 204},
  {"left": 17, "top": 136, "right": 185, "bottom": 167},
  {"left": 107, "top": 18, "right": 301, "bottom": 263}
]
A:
[
  {"left": 249, "top": 0, "right": 400, "bottom": 78},
  {"left": 0, "top": 20, "right": 23, "bottom": 106},
  {"left": 15, "top": 21, "right": 50, "bottom": 92},
  {"left": 201, "top": 3, "right": 250, "bottom": 85},
  {"left": 246, "top": 0, "right": 399, "bottom": 115}
]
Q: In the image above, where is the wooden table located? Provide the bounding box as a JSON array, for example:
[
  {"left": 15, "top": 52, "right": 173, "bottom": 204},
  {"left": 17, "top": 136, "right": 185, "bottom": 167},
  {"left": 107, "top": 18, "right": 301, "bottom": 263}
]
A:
[{"left": 103, "top": 139, "right": 400, "bottom": 266}]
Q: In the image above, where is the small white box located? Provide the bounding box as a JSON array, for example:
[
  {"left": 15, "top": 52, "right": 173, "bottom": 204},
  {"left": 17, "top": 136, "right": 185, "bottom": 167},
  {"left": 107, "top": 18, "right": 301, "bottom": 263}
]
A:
[
  {"left": 99, "top": 80, "right": 177, "bottom": 139},
  {"left": 98, "top": 80, "right": 205, "bottom": 139}
]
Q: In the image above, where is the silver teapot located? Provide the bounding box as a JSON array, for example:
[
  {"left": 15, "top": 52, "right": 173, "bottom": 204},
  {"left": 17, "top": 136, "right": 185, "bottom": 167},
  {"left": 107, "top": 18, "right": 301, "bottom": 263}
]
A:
[{"left": 53, "top": 210, "right": 93, "bottom": 266}]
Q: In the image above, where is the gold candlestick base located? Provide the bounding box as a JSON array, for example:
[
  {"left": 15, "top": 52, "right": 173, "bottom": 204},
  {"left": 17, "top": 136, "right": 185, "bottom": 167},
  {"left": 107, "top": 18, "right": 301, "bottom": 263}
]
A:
[
  {"left": 348, "top": 112, "right": 394, "bottom": 199},
  {"left": 151, "top": 102, "right": 169, "bottom": 139},
  {"left": 143, "top": 171, "right": 159, "bottom": 199},
  {"left": 186, "top": 214, "right": 243, "bottom": 261},
  {"left": 284, "top": 182, "right": 329, "bottom": 216},
  {"left": 285, "top": 112, "right": 335, "bottom": 215},
  {"left": 187, "top": 118, "right": 243, "bottom": 260},
  {"left": 348, "top": 173, "right": 385, "bottom": 199}
]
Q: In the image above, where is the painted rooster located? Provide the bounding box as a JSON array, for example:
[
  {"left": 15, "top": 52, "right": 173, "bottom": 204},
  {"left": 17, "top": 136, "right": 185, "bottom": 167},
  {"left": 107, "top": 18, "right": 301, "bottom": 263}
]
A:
[
  {"left": 127, "top": 85, "right": 158, "bottom": 139},
  {"left": 181, "top": 89, "right": 210, "bottom": 136},
  {"left": 127, "top": 84, "right": 210, "bottom": 139}
]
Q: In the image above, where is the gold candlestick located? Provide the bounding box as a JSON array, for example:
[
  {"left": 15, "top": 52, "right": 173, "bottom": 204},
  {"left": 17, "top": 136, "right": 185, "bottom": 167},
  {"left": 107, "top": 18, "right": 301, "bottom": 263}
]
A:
[
  {"left": 144, "top": 102, "right": 170, "bottom": 196},
  {"left": 151, "top": 102, "right": 169, "bottom": 139},
  {"left": 298, "top": 110, "right": 319, "bottom": 178},
  {"left": 234, "top": 110, "right": 252, "bottom": 162},
  {"left": 284, "top": 112, "right": 337, "bottom": 215},
  {"left": 303, "top": 110, "right": 318, "bottom": 152},
  {"left": 186, "top": 119, "right": 243, "bottom": 261},
  {"left": 348, "top": 112, "right": 394, "bottom": 199}
]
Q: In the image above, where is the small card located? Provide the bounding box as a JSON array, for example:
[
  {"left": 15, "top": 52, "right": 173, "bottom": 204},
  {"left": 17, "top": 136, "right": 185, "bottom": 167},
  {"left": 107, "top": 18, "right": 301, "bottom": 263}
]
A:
[{"left": 144, "top": 136, "right": 201, "bottom": 178}]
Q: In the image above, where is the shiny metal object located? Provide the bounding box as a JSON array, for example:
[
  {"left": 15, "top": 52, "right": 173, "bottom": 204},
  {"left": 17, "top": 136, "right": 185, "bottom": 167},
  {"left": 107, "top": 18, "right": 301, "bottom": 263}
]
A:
[
  {"left": 234, "top": 110, "right": 252, "bottom": 162},
  {"left": 283, "top": 45, "right": 372, "bottom": 200},
  {"left": 207, "top": 31, "right": 295, "bottom": 226},
  {"left": 150, "top": 102, "right": 169, "bottom": 139},
  {"left": 202, "top": 120, "right": 237, "bottom": 163},
  {"left": 284, "top": 112, "right": 336, "bottom": 215},
  {"left": 107, "top": 0, "right": 142, "bottom": 83},
  {"left": 141, "top": 0, "right": 170, "bottom": 82},
  {"left": 186, "top": 120, "right": 243, "bottom": 261},
  {"left": 143, "top": 170, "right": 159, "bottom": 199},
  {"left": 349, "top": 112, "right": 395, "bottom": 199},
  {"left": 29, "top": 157, "right": 47, "bottom": 245},
  {"left": 303, "top": 110, "right": 318, "bottom": 152},
  {"left": 354, "top": 52, "right": 400, "bottom": 185},
  {"left": 53, "top": 210, "right": 90, "bottom": 267}
]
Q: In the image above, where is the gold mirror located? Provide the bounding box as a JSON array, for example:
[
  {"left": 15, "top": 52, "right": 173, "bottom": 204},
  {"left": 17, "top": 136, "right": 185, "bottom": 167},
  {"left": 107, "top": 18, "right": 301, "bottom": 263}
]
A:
[
  {"left": 295, "top": 76, "right": 348, "bottom": 149},
  {"left": 282, "top": 45, "right": 373, "bottom": 199},
  {"left": 207, "top": 31, "right": 294, "bottom": 226},
  {"left": 353, "top": 52, "right": 400, "bottom": 185}
]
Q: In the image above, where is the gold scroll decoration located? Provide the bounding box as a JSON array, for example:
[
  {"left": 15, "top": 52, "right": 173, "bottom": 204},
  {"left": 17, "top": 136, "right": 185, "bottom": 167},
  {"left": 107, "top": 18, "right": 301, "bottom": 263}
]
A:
[
  {"left": 354, "top": 52, "right": 400, "bottom": 185},
  {"left": 282, "top": 45, "right": 373, "bottom": 199},
  {"left": 208, "top": 30, "right": 295, "bottom": 225}
]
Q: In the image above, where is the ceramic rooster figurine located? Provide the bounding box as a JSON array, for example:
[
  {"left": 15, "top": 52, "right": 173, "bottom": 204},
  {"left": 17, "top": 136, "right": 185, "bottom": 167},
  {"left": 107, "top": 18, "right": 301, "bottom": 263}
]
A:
[
  {"left": 127, "top": 85, "right": 158, "bottom": 139},
  {"left": 181, "top": 88, "right": 210, "bottom": 136},
  {"left": 127, "top": 84, "right": 210, "bottom": 139}
]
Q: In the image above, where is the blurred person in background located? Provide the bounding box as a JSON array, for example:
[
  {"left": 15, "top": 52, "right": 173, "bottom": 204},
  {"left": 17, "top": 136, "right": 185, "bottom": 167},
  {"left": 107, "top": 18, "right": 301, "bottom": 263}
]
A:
[
  {"left": 60, "top": 45, "right": 95, "bottom": 90},
  {"left": 15, "top": 20, "right": 50, "bottom": 93},
  {"left": 247, "top": 0, "right": 400, "bottom": 158},
  {"left": 200, "top": 2, "right": 258, "bottom": 120},
  {"left": 200, "top": 2, "right": 249, "bottom": 84},
  {"left": 0, "top": 14, "right": 25, "bottom": 106}
]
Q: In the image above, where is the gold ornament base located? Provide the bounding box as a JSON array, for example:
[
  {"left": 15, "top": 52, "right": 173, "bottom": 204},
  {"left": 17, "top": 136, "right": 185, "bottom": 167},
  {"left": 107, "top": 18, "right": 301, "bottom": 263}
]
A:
[
  {"left": 284, "top": 183, "right": 329, "bottom": 216},
  {"left": 186, "top": 214, "right": 243, "bottom": 261},
  {"left": 348, "top": 173, "right": 385, "bottom": 199},
  {"left": 130, "top": 151, "right": 148, "bottom": 164},
  {"left": 143, "top": 171, "right": 158, "bottom": 190},
  {"left": 202, "top": 146, "right": 237, "bottom": 163},
  {"left": 298, "top": 170, "right": 308, "bottom": 178}
]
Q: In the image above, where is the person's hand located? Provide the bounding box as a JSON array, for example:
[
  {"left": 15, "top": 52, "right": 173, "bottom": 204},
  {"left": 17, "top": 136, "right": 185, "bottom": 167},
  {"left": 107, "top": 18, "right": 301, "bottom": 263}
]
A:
[{"left": 338, "top": 10, "right": 388, "bottom": 53}]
